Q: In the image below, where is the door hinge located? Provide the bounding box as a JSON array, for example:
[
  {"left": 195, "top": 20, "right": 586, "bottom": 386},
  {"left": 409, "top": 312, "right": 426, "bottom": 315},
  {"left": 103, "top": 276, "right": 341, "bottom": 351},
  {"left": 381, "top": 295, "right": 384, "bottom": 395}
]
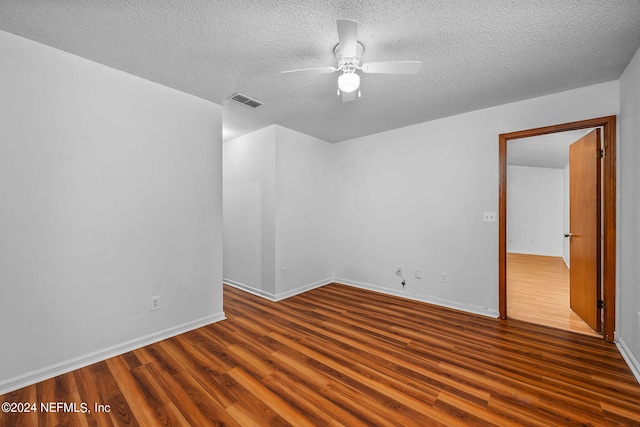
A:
[
  {"left": 598, "top": 149, "right": 605, "bottom": 159},
  {"left": 598, "top": 299, "right": 605, "bottom": 309}
]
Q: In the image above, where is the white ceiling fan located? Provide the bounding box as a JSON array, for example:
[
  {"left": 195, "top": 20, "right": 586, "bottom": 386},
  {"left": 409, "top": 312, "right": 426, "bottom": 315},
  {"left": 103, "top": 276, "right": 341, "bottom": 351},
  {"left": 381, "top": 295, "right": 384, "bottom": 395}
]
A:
[{"left": 281, "top": 19, "right": 422, "bottom": 102}]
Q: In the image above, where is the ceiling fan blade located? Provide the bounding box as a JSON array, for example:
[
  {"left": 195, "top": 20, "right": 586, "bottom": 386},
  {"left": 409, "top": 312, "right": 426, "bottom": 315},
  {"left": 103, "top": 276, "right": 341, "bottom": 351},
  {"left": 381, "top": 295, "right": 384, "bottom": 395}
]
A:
[
  {"left": 281, "top": 66, "right": 337, "bottom": 74},
  {"left": 337, "top": 19, "right": 358, "bottom": 58},
  {"left": 342, "top": 90, "right": 356, "bottom": 103},
  {"left": 361, "top": 61, "right": 422, "bottom": 74}
]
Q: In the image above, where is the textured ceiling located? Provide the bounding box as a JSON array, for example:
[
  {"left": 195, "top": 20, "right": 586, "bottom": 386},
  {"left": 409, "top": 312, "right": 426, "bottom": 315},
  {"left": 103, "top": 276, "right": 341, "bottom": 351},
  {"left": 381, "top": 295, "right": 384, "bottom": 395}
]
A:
[
  {"left": 507, "top": 129, "right": 592, "bottom": 169},
  {"left": 1, "top": 1, "right": 639, "bottom": 143}
]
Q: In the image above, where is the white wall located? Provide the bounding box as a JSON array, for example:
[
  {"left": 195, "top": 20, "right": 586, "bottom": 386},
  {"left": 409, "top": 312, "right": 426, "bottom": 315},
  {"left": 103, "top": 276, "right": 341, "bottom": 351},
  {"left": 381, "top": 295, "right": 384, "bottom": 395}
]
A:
[
  {"left": 0, "top": 30, "right": 224, "bottom": 394},
  {"left": 223, "top": 125, "right": 333, "bottom": 300},
  {"left": 275, "top": 126, "right": 334, "bottom": 297},
  {"left": 562, "top": 162, "right": 570, "bottom": 267},
  {"left": 618, "top": 45, "right": 640, "bottom": 381},
  {"left": 332, "top": 81, "right": 618, "bottom": 317},
  {"left": 223, "top": 126, "right": 277, "bottom": 297},
  {"left": 507, "top": 165, "right": 564, "bottom": 256}
]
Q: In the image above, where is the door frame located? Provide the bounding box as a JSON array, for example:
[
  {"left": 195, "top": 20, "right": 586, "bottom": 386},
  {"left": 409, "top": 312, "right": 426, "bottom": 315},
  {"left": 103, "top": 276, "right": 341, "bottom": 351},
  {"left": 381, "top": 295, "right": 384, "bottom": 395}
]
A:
[{"left": 498, "top": 115, "right": 616, "bottom": 342}]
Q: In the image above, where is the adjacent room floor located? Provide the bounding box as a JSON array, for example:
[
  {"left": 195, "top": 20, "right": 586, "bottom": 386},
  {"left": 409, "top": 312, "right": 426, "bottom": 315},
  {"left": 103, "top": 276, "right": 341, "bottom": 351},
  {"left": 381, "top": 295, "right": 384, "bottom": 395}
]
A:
[{"left": 507, "top": 252, "right": 600, "bottom": 337}]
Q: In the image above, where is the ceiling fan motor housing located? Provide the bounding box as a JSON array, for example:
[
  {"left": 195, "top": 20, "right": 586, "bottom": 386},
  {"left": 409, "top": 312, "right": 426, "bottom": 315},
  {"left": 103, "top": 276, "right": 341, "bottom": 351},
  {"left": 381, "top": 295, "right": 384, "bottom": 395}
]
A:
[{"left": 334, "top": 41, "right": 364, "bottom": 73}]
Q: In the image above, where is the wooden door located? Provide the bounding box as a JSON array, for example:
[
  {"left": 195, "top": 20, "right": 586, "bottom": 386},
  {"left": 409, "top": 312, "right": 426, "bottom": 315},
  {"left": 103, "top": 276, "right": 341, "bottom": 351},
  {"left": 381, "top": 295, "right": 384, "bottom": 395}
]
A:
[{"left": 569, "top": 129, "right": 601, "bottom": 332}]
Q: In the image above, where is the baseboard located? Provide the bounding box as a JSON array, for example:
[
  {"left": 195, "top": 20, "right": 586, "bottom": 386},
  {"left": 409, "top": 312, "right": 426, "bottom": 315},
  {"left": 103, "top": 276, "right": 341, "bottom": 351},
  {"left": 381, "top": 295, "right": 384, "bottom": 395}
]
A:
[
  {"left": 223, "top": 277, "right": 333, "bottom": 301},
  {"left": 224, "top": 278, "right": 277, "bottom": 300},
  {"left": 0, "top": 312, "right": 226, "bottom": 395},
  {"left": 274, "top": 278, "right": 334, "bottom": 301},
  {"left": 617, "top": 338, "right": 640, "bottom": 384},
  {"left": 507, "top": 251, "right": 564, "bottom": 258},
  {"left": 334, "top": 278, "right": 500, "bottom": 318},
  {"left": 227, "top": 275, "right": 500, "bottom": 318}
]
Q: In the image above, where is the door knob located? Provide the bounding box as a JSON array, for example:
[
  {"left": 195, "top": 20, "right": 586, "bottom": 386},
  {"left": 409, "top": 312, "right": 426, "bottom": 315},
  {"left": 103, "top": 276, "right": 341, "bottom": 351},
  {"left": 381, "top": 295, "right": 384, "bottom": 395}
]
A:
[{"left": 564, "top": 233, "right": 573, "bottom": 238}]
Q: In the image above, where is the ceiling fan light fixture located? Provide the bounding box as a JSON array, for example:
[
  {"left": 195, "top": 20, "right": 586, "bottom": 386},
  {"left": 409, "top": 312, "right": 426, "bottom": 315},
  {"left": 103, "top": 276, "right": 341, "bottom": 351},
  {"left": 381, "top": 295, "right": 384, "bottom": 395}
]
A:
[
  {"left": 281, "top": 19, "right": 421, "bottom": 103},
  {"left": 338, "top": 72, "right": 360, "bottom": 93}
]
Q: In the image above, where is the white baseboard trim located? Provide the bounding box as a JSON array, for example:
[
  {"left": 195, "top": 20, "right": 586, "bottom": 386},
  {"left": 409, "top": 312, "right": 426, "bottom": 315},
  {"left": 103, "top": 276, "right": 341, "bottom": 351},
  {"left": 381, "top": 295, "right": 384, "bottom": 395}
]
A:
[
  {"left": 224, "top": 278, "right": 277, "bottom": 300},
  {"left": 275, "top": 278, "right": 334, "bottom": 301},
  {"left": 507, "top": 250, "right": 564, "bottom": 258},
  {"left": 0, "top": 312, "right": 226, "bottom": 395},
  {"left": 223, "top": 277, "right": 333, "bottom": 301},
  {"left": 617, "top": 338, "right": 640, "bottom": 384},
  {"left": 334, "top": 278, "right": 500, "bottom": 319}
]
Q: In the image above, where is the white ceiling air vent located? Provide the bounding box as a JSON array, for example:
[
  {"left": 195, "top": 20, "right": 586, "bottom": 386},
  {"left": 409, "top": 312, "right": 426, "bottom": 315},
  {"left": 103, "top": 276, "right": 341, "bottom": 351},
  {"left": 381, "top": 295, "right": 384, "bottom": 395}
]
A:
[{"left": 228, "top": 92, "right": 264, "bottom": 109}]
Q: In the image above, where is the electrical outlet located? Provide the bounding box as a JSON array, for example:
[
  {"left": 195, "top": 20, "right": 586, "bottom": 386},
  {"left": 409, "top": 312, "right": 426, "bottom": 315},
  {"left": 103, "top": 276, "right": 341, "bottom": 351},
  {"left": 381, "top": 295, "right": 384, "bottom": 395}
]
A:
[
  {"left": 282, "top": 267, "right": 287, "bottom": 277},
  {"left": 483, "top": 211, "right": 496, "bottom": 223},
  {"left": 415, "top": 268, "right": 423, "bottom": 279},
  {"left": 150, "top": 296, "right": 160, "bottom": 311},
  {"left": 396, "top": 266, "right": 402, "bottom": 276},
  {"left": 441, "top": 273, "right": 448, "bottom": 283}
]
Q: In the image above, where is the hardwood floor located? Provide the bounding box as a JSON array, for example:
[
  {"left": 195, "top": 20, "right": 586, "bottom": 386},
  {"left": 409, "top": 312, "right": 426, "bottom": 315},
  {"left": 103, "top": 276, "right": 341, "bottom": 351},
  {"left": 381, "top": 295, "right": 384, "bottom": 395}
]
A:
[
  {"left": 507, "top": 252, "right": 600, "bottom": 336},
  {"left": 2, "top": 283, "right": 639, "bottom": 426}
]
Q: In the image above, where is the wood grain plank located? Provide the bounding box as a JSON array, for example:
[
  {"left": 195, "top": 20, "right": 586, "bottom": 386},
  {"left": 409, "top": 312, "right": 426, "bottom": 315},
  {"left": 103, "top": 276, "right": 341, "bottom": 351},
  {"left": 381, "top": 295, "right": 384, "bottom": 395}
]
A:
[
  {"left": 227, "top": 367, "right": 315, "bottom": 427},
  {"left": 145, "top": 361, "right": 227, "bottom": 427},
  {"left": 1, "top": 283, "right": 639, "bottom": 426},
  {"left": 74, "top": 366, "right": 115, "bottom": 427},
  {"left": 105, "top": 357, "right": 159, "bottom": 426}
]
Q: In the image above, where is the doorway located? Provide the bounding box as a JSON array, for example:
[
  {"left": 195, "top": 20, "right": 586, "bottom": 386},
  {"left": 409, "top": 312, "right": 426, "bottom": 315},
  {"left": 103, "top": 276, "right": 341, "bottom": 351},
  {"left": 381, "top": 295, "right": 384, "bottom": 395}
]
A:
[
  {"left": 498, "top": 116, "right": 617, "bottom": 343},
  {"left": 505, "top": 129, "right": 599, "bottom": 336}
]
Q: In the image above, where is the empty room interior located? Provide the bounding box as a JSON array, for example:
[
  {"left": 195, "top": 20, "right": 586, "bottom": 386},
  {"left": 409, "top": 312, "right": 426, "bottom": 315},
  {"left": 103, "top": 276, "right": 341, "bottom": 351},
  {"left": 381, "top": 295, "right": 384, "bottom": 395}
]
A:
[
  {"left": 1, "top": 1, "right": 640, "bottom": 425},
  {"left": 506, "top": 129, "right": 602, "bottom": 337}
]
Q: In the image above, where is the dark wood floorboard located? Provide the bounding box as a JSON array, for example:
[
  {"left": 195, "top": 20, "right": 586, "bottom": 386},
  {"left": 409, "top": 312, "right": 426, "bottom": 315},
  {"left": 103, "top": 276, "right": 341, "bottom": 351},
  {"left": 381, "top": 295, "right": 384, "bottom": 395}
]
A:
[{"left": 2, "top": 283, "right": 639, "bottom": 426}]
